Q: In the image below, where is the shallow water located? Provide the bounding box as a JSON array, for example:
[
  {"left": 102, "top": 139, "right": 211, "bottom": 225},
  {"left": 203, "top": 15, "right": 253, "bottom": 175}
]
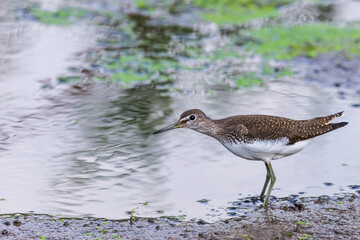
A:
[{"left": 0, "top": 0, "right": 359, "bottom": 222}]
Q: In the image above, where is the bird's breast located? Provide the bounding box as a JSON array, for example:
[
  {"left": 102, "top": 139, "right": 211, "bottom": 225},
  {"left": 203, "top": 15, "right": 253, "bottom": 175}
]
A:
[{"left": 219, "top": 138, "right": 312, "bottom": 161}]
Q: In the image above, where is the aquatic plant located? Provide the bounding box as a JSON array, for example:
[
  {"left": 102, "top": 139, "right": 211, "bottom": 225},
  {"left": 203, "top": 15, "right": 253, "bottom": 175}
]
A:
[
  {"left": 242, "top": 234, "right": 251, "bottom": 240},
  {"left": 106, "top": 54, "right": 178, "bottom": 86},
  {"left": 177, "top": 214, "right": 186, "bottom": 220},
  {"left": 31, "top": 7, "right": 88, "bottom": 25},
  {"left": 58, "top": 76, "right": 81, "bottom": 83},
  {"left": 197, "top": 198, "right": 211, "bottom": 203},
  {"left": 235, "top": 73, "right": 263, "bottom": 87},
  {"left": 297, "top": 234, "right": 313, "bottom": 240},
  {"left": 247, "top": 24, "right": 360, "bottom": 60},
  {"left": 193, "top": 0, "right": 292, "bottom": 24},
  {"left": 296, "top": 220, "right": 312, "bottom": 225}
]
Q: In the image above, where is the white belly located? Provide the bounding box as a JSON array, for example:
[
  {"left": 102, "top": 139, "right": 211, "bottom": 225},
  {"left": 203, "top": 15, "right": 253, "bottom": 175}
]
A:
[{"left": 220, "top": 138, "right": 312, "bottom": 161}]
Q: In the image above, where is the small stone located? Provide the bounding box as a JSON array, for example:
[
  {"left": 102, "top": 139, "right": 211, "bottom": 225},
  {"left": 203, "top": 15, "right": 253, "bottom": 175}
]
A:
[
  {"left": 179, "top": 233, "right": 188, "bottom": 238},
  {"left": 63, "top": 221, "right": 70, "bottom": 227},
  {"left": 294, "top": 202, "right": 305, "bottom": 211},
  {"left": 83, "top": 224, "right": 90, "bottom": 227},
  {"left": 315, "top": 197, "right": 324, "bottom": 204},
  {"left": 13, "top": 220, "right": 21, "bottom": 227},
  {"left": 3, "top": 221, "right": 10, "bottom": 226},
  {"left": 197, "top": 219, "right": 206, "bottom": 225},
  {"left": 281, "top": 206, "right": 290, "bottom": 211},
  {"left": 199, "top": 233, "right": 207, "bottom": 239},
  {"left": 147, "top": 219, "right": 155, "bottom": 224},
  {"left": 2, "top": 230, "right": 8, "bottom": 235},
  {"left": 155, "top": 225, "right": 160, "bottom": 230}
]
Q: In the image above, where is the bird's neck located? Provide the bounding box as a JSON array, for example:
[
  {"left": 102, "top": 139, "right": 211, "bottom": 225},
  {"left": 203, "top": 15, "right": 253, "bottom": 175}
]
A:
[{"left": 193, "top": 117, "right": 221, "bottom": 139}]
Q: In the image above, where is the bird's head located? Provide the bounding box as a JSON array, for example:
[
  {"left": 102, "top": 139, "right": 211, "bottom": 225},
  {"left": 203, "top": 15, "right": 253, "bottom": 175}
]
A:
[{"left": 153, "top": 109, "right": 208, "bottom": 134}]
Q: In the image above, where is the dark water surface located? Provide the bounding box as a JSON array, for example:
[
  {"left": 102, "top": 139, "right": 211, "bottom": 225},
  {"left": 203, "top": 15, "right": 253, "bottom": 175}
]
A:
[{"left": 0, "top": 0, "right": 359, "bottom": 221}]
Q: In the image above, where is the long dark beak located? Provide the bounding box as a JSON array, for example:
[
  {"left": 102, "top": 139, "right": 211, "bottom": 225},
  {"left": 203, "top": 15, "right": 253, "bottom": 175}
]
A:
[{"left": 153, "top": 122, "right": 180, "bottom": 134}]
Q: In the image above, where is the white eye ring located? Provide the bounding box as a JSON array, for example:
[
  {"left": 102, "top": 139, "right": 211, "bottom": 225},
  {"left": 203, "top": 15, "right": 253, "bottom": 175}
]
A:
[{"left": 189, "top": 114, "right": 196, "bottom": 121}]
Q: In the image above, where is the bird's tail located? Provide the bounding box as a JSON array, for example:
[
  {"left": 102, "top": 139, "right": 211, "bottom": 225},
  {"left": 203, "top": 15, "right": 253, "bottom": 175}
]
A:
[
  {"left": 328, "top": 121, "right": 348, "bottom": 131},
  {"left": 299, "top": 111, "right": 348, "bottom": 138}
]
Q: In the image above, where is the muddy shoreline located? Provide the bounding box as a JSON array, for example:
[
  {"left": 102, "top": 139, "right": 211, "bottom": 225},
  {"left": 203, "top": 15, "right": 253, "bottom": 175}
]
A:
[{"left": 1, "top": 194, "right": 359, "bottom": 239}]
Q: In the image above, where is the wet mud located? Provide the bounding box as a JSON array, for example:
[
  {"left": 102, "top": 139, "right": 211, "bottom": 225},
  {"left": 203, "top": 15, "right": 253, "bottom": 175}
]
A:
[
  {"left": 1, "top": 194, "right": 359, "bottom": 239},
  {"left": 293, "top": 53, "right": 360, "bottom": 98}
]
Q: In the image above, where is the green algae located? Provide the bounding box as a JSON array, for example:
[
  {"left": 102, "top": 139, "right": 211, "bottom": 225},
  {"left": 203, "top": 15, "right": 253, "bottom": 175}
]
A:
[
  {"left": 262, "top": 64, "right": 295, "bottom": 78},
  {"left": 209, "top": 48, "right": 242, "bottom": 61},
  {"left": 247, "top": 24, "right": 360, "bottom": 60},
  {"left": 58, "top": 76, "right": 81, "bottom": 83},
  {"left": 135, "top": 0, "right": 149, "bottom": 9},
  {"left": 31, "top": 7, "right": 88, "bottom": 25},
  {"left": 276, "top": 69, "right": 295, "bottom": 77},
  {"left": 235, "top": 73, "right": 263, "bottom": 88},
  {"left": 106, "top": 54, "right": 178, "bottom": 86},
  {"left": 200, "top": 5, "right": 279, "bottom": 25},
  {"left": 193, "top": 0, "right": 292, "bottom": 24}
]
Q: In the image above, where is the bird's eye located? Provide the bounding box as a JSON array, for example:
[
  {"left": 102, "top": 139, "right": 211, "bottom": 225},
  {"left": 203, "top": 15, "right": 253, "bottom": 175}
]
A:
[{"left": 189, "top": 115, "right": 196, "bottom": 121}]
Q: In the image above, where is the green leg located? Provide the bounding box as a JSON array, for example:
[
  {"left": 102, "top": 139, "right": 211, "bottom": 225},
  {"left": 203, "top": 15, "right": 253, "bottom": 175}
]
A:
[
  {"left": 263, "top": 161, "right": 276, "bottom": 208},
  {"left": 260, "top": 163, "right": 271, "bottom": 202}
]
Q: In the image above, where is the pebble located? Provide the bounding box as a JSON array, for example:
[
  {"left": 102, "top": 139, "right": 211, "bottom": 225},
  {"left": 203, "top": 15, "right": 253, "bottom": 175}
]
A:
[
  {"left": 13, "top": 220, "right": 21, "bottom": 227},
  {"left": 315, "top": 197, "right": 324, "bottom": 204},
  {"left": 197, "top": 220, "right": 206, "bottom": 225}
]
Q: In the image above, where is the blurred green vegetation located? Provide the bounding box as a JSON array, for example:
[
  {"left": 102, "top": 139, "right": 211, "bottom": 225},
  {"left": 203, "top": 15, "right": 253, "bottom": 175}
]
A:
[
  {"left": 235, "top": 73, "right": 263, "bottom": 87},
  {"left": 193, "top": 0, "right": 292, "bottom": 24},
  {"left": 58, "top": 76, "right": 81, "bottom": 83},
  {"left": 106, "top": 54, "right": 178, "bottom": 87},
  {"left": 247, "top": 24, "right": 360, "bottom": 59},
  {"left": 28, "top": 1, "right": 360, "bottom": 89},
  {"left": 31, "top": 7, "right": 88, "bottom": 25}
]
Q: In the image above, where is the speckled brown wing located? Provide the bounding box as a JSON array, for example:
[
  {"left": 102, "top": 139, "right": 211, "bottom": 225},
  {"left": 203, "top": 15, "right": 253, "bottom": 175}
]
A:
[
  {"left": 233, "top": 115, "right": 297, "bottom": 143},
  {"left": 215, "top": 112, "right": 348, "bottom": 145},
  {"left": 287, "top": 112, "right": 348, "bottom": 144},
  {"left": 214, "top": 115, "right": 293, "bottom": 143}
]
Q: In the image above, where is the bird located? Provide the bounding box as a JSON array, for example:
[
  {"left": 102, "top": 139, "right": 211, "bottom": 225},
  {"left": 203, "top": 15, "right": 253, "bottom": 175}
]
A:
[{"left": 153, "top": 109, "right": 348, "bottom": 208}]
